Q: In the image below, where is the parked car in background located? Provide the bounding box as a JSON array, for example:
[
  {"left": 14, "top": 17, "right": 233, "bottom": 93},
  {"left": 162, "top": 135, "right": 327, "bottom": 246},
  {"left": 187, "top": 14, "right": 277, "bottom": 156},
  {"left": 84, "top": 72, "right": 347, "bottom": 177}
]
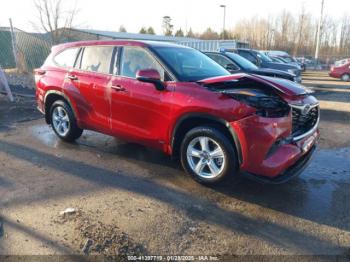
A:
[
  {"left": 329, "top": 60, "right": 350, "bottom": 81},
  {"left": 263, "top": 50, "right": 306, "bottom": 71},
  {"left": 271, "top": 56, "right": 302, "bottom": 69},
  {"left": 270, "top": 56, "right": 287, "bottom": 64},
  {"left": 234, "top": 49, "right": 302, "bottom": 83},
  {"left": 205, "top": 51, "right": 298, "bottom": 82},
  {"left": 35, "top": 40, "right": 319, "bottom": 184}
]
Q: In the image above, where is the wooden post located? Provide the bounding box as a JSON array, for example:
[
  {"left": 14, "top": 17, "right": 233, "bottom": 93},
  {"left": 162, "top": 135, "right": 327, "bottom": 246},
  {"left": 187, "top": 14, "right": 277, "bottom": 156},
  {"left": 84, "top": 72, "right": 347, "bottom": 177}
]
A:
[
  {"left": 0, "top": 67, "right": 14, "bottom": 102},
  {"left": 9, "top": 18, "right": 19, "bottom": 70}
]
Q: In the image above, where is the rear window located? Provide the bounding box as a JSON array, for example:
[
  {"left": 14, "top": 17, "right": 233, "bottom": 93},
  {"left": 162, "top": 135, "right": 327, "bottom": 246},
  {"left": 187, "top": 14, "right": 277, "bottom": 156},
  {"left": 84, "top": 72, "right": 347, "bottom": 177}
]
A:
[
  {"left": 53, "top": 48, "right": 79, "bottom": 68},
  {"left": 80, "top": 46, "right": 114, "bottom": 74}
]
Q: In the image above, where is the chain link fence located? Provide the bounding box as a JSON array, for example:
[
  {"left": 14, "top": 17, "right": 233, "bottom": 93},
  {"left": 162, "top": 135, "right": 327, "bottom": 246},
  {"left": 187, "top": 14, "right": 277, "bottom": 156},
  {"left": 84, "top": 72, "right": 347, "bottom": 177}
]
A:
[
  {"left": 0, "top": 27, "right": 51, "bottom": 72},
  {"left": 1, "top": 26, "right": 349, "bottom": 73}
]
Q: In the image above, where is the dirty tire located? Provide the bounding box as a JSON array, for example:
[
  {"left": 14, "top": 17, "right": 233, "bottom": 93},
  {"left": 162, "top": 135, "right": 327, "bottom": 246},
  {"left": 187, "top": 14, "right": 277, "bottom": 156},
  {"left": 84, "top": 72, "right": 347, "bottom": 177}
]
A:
[
  {"left": 180, "top": 126, "right": 238, "bottom": 184},
  {"left": 50, "top": 100, "right": 83, "bottom": 142},
  {"left": 341, "top": 74, "right": 350, "bottom": 82}
]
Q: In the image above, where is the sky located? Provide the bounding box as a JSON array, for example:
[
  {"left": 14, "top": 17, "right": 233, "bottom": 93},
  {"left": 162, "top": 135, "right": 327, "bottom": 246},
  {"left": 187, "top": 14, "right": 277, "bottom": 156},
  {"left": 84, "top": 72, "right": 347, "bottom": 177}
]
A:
[{"left": 0, "top": 0, "right": 349, "bottom": 34}]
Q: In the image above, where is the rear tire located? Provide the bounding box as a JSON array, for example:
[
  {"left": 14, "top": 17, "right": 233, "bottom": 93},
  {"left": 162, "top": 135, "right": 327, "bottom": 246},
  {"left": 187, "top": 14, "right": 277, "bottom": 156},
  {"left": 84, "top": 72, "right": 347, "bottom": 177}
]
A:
[
  {"left": 341, "top": 74, "right": 350, "bottom": 82},
  {"left": 50, "top": 100, "right": 83, "bottom": 142},
  {"left": 180, "top": 126, "right": 238, "bottom": 184}
]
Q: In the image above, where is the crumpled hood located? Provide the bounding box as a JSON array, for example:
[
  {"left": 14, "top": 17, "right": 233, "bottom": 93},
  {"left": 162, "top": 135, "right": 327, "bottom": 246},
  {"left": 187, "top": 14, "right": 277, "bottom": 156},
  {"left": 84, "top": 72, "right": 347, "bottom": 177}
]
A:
[{"left": 198, "top": 73, "right": 309, "bottom": 97}]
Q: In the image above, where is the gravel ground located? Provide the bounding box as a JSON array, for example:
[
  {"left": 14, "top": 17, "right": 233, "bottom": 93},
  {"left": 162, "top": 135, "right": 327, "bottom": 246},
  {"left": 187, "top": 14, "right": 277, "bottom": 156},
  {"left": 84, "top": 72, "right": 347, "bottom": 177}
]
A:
[{"left": 0, "top": 71, "right": 349, "bottom": 260}]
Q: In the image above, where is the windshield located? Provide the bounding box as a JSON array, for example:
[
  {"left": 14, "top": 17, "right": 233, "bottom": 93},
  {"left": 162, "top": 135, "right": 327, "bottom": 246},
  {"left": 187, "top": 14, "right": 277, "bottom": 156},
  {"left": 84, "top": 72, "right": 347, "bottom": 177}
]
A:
[
  {"left": 281, "top": 57, "right": 294, "bottom": 63},
  {"left": 151, "top": 46, "right": 230, "bottom": 82},
  {"left": 257, "top": 51, "right": 273, "bottom": 62},
  {"left": 225, "top": 52, "right": 258, "bottom": 70}
]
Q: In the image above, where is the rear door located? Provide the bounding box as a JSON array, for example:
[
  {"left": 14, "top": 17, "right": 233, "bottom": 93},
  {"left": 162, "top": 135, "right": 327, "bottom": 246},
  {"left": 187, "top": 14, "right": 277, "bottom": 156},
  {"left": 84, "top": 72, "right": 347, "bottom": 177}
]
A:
[{"left": 70, "top": 46, "right": 115, "bottom": 132}]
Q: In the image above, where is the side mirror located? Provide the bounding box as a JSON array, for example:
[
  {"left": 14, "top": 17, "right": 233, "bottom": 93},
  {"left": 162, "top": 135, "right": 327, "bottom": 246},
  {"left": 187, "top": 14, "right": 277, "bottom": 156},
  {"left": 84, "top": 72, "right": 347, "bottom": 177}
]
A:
[
  {"left": 136, "top": 69, "right": 165, "bottom": 91},
  {"left": 225, "top": 63, "right": 238, "bottom": 72}
]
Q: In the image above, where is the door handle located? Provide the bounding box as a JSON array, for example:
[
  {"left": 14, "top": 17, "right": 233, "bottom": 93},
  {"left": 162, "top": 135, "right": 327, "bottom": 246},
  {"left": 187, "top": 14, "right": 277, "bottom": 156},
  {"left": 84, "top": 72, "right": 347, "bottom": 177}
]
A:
[
  {"left": 111, "top": 85, "right": 126, "bottom": 92},
  {"left": 67, "top": 75, "right": 78, "bottom": 81}
]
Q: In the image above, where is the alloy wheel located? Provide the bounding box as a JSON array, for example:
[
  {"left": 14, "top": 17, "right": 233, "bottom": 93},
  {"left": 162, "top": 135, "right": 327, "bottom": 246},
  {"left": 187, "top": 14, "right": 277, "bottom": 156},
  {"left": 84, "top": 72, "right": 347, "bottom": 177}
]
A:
[
  {"left": 52, "top": 106, "right": 70, "bottom": 137},
  {"left": 186, "top": 136, "right": 226, "bottom": 179},
  {"left": 341, "top": 74, "right": 350, "bottom": 81}
]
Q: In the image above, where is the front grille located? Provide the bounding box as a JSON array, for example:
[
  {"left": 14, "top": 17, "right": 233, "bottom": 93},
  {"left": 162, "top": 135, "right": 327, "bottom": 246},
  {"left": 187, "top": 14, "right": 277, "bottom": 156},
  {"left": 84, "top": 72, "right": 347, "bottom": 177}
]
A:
[{"left": 292, "top": 105, "right": 319, "bottom": 137}]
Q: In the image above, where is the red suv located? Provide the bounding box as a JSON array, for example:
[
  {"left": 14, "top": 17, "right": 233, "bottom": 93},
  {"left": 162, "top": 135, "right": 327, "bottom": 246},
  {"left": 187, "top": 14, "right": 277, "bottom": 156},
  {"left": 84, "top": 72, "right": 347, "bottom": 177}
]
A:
[{"left": 35, "top": 40, "right": 320, "bottom": 184}]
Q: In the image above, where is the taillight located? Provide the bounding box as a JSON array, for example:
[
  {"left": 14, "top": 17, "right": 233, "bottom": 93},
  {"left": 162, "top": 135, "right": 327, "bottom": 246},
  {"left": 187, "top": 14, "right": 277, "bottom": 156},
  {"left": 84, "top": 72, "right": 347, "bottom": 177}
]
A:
[{"left": 34, "top": 69, "right": 46, "bottom": 87}]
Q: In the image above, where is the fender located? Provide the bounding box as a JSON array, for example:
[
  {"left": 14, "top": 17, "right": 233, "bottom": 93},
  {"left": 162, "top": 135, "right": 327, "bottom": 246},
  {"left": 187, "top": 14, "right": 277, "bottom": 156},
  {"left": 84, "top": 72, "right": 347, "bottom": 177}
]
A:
[{"left": 170, "top": 112, "right": 243, "bottom": 165}]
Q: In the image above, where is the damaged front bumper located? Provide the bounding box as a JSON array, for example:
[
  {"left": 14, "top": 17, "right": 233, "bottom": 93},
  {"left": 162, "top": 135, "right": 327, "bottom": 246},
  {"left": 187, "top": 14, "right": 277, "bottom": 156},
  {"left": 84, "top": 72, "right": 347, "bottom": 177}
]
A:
[
  {"left": 243, "top": 144, "right": 317, "bottom": 184},
  {"left": 230, "top": 112, "right": 320, "bottom": 183}
]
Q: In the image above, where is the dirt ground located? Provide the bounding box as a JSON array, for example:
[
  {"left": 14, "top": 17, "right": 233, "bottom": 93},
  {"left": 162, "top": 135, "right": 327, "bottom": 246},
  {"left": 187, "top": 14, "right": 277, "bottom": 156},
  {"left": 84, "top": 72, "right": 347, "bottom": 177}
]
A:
[{"left": 0, "top": 71, "right": 349, "bottom": 260}]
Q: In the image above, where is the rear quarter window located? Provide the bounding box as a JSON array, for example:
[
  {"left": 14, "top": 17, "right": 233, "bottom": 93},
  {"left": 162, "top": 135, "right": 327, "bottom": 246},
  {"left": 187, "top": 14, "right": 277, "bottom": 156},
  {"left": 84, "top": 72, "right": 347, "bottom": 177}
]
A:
[{"left": 53, "top": 47, "right": 79, "bottom": 68}]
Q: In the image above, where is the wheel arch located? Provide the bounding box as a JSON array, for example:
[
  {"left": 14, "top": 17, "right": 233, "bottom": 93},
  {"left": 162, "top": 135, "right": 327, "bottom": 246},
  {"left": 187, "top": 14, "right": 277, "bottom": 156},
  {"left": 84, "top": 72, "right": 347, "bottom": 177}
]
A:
[
  {"left": 44, "top": 91, "right": 77, "bottom": 124},
  {"left": 341, "top": 73, "right": 350, "bottom": 81},
  {"left": 171, "top": 113, "right": 243, "bottom": 165}
]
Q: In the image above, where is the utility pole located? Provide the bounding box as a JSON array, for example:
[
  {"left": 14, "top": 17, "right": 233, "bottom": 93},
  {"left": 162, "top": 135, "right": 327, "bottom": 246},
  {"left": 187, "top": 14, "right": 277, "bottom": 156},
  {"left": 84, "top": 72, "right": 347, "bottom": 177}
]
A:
[
  {"left": 9, "top": 18, "right": 19, "bottom": 70},
  {"left": 314, "top": 0, "right": 325, "bottom": 66},
  {"left": 220, "top": 5, "right": 226, "bottom": 40}
]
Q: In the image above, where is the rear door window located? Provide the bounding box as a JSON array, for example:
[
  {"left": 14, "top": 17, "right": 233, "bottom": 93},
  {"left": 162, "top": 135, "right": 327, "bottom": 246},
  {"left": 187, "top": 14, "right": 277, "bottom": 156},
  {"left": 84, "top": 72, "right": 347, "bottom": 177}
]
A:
[
  {"left": 80, "top": 46, "right": 114, "bottom": 74},
  {"left": 54, "top": 48, "right": 79, "bottom": 68}
]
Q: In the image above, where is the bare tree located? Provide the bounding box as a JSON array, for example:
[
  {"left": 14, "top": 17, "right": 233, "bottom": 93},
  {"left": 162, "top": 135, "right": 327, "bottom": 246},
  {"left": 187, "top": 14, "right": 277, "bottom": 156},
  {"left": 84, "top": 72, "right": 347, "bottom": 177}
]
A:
[
  {"left": 339, "top": 14, "right": 350, "bottom": 55},
  {"left": 200, "top": 28, "right": 219, "bottom": 40},
  {"left": 33, "top": 0, "right": 78, "bottom": 44},
  {"left": 162, "top": 16, "right": 173, "bottom": 36}
]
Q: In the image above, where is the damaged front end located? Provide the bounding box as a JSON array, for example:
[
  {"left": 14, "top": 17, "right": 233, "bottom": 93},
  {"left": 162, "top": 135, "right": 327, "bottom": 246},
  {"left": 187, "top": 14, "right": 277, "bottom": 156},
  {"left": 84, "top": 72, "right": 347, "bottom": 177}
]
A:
[{"left": 201, "top": 74, "right": 320, "bottom": 183}]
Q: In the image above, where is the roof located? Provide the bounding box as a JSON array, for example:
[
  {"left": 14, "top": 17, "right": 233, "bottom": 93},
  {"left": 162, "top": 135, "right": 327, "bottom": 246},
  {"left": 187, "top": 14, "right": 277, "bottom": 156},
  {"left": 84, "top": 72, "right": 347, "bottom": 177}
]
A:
[
  {"left": 52, "top": 39, "right": 190, "bottom": 52},
  {"left": 75, "top": 28, "right": 197, "bottom": 42}
]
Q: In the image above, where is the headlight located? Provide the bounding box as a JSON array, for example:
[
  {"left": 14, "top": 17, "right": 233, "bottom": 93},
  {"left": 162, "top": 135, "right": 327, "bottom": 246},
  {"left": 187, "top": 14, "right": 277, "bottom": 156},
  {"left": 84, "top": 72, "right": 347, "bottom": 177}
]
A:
[{"left": 222, "top": 89, "right": 290, "bottom": 118}]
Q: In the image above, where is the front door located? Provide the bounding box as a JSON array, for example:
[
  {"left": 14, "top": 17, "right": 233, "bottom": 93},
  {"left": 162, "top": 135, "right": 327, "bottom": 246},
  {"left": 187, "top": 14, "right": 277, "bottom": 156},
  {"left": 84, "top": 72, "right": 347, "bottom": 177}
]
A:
[{"left": 110, "top": 46, "right": 173, "bottom": 149}]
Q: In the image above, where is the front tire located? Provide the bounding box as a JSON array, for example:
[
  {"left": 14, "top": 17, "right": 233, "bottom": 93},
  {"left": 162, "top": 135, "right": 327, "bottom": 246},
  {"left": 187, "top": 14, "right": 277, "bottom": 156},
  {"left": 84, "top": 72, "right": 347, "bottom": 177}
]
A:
[
  {"left": 341, "top": 74, "right": 350, "bottom": 82},
  {"left": 180, "top": 126, "right": 238, "bottom": 184},
  {"left": 50, "top": 100, "right": 83, "bottom": 142}
]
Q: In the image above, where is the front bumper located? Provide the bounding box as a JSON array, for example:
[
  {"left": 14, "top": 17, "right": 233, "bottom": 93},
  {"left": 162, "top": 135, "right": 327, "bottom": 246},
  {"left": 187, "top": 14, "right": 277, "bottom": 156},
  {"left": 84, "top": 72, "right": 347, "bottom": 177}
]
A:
[
  {"left": 243, "top": 144, "right": 317, "bottom": 184},
  {"left": 230, "top": 112, "right": 319, "bottom": 182},
  {"left": 329, "top": 71, "right": 340, "bottom": 79}
]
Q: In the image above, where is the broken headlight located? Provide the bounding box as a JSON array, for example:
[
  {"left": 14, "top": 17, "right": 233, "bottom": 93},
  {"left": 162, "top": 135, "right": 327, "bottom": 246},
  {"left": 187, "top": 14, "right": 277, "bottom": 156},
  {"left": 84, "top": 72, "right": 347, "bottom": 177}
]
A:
[{"left": 222, "top": 89, "right": 290, "bottom": 118}]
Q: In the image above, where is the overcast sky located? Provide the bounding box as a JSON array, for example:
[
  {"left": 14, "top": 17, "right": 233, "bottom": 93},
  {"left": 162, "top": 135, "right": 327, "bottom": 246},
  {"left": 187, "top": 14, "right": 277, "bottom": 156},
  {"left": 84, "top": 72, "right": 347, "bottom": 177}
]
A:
[{"left": 0, "top": 0, "right": 349, "bottom": 34}]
